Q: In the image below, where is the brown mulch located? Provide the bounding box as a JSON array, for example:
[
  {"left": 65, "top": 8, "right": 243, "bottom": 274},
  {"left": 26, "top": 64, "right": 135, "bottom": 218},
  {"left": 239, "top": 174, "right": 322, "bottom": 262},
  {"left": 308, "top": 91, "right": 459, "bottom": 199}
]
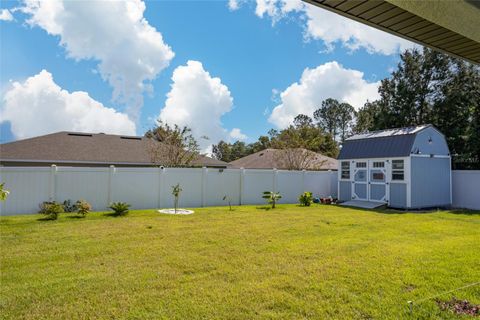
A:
[{"left": 437, "top": 297, "right": 480, "bottom": 317}]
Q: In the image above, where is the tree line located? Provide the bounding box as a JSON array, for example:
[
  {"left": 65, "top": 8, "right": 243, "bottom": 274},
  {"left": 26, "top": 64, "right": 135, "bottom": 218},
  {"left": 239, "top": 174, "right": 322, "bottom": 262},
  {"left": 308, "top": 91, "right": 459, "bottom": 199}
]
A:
[
  {"left": 212, "top": 48, "right": 480, "bottom": 169},
  {"left": 145, "top": 48, "right": 479, "bottom": 169}
]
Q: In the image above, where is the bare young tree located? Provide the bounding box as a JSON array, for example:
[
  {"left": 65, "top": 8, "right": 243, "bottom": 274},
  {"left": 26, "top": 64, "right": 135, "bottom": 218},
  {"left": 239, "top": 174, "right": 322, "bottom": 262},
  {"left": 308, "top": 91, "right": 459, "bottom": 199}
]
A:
[
  {"left": 274, "top": 148, "right": 327, "bottom": 171},
  {"left": 145, "top": 121, "right": 200, "bottom": 167}
]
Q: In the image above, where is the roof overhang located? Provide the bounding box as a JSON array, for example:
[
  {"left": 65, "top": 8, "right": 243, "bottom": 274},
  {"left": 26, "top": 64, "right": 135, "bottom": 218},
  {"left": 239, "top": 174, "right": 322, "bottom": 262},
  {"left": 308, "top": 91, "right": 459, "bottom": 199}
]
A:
[{"left": 304, "top": 0, "right": 480, "bottom": 64}]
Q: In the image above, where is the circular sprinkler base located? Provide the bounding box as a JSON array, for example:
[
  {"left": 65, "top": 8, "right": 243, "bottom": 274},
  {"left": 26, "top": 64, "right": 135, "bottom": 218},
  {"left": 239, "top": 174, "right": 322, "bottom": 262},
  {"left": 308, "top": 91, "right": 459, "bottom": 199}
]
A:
[{"left": 158, "top": 209, "right": 194, "bottom": 215}]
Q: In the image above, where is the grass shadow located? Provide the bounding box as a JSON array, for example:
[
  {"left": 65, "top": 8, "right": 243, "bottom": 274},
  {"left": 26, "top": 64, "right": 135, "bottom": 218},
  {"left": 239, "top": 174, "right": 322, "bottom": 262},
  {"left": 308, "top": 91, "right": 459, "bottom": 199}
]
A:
[
  {"left": 256, "top": 206, "right": 272, "bottom": 211},
  {"left": 447, "top": 209, "right": 480, "bottom": 216},
  {"left": 103, "top": 212, "right": 128, "bottom": 217},
  {"left": 37, "top": 216, "right": 57, "bottom": 221},
  {"left": 335, "top": 203, "right": 408, "bottom": 215},
  {"left": 66, "top": 215, "right": 85, "bottom": 219},
  {"left": 335, "top": 203, "right": 480, "bottom": 216}
]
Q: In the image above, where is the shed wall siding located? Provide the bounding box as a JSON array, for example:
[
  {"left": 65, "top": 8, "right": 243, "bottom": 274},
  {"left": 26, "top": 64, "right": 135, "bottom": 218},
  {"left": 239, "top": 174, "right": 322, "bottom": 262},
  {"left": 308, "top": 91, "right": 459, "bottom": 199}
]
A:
[
  {"left": 339, "top": 181, "right": 351, "bottom": 201},
  {"left": 389, "top": 183, "right": 407, "bottom": 208},
  {"left": 410, "top": 157, "right": 451, "bottom": 208},
  {"left": 411, "top": 127, "right": 449, "bottom": 156}
]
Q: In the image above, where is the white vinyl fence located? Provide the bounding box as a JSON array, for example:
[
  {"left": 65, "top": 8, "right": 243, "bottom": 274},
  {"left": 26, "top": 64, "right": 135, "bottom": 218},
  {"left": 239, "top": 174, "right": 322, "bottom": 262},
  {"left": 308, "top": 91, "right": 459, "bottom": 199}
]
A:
[
  {"left": 452, "top": 170, "right": 480, "bottom": 210},
  {"left": 0, "top": 166, "right": 338, "bottom": 215}
]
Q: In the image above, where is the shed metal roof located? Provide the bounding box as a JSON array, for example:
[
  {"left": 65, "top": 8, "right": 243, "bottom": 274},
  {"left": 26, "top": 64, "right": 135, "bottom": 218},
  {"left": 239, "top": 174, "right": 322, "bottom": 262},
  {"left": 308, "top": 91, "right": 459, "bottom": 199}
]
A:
[
  {"left": 338, "top": 125, "right": 431, "bottom": 160},
  {"left": 338, "top": 135, "right": 416, "bottom": 160}
]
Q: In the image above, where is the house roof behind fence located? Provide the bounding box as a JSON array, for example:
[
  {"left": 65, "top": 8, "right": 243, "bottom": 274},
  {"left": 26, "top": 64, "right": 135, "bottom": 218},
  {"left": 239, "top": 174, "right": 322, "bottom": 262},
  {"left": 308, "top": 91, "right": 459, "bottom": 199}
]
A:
[
  {"left": 0, "top": 131, "right": 227, "bottom": 168},
  {"left": 229, "top": 148, "right": 338, "bottom": 170}
]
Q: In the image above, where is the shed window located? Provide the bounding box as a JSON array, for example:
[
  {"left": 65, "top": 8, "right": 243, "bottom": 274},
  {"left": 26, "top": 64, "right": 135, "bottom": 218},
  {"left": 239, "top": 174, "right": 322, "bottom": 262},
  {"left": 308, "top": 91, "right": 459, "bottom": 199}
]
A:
[
  {"left": 341, "top": 161, "right": 350, "bottom": 179},
  {"left": 373, "top": 162, "right": 384, "bottom": 168},
  {"left": 356, "top": 162, "right": 367, "bottom": 168},
  {"left": 392, "top": 160, "right": 404, "bottom": 181},
  {"left": 372, "top": 172, "right": 385, "bottom": 181}
]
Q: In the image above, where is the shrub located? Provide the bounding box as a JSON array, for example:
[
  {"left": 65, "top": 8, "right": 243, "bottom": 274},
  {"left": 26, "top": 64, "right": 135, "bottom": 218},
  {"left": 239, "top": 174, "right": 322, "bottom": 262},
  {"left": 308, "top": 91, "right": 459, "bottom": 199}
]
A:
[
  {"left": 76, "top": 200, "right": 92, "bottom": 217},
  {"left": 299, "top": 192, "right": 313, "bottom": 206},
  {"left": 62, "top": 199, "right": 77, "bottom": 213},
  {"left": 262, "top": 191, "right": 282, "bottom": 209},
  {"left": 38, "top": 201, "right": 64, "bottom": 220},
  {"left": 109, "top": 202, "right": 131, "bottom": 216},
  {"left": 0, "top": 183, "right": 10, "bottom": 201}
]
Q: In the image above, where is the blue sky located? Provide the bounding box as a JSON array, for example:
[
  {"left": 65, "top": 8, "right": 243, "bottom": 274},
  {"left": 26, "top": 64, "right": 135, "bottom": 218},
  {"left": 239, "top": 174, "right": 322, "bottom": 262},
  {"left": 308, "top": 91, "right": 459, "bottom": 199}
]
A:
[{"left": 0, "top": 0, "right": 413, "bottom": 148}]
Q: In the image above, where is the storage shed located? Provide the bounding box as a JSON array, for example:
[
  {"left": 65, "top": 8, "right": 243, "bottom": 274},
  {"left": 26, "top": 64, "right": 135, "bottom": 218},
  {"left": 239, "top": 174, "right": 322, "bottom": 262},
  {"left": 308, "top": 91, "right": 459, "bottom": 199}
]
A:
[{"left": 338, "top": 125, "right": 451, "bottom": 209}]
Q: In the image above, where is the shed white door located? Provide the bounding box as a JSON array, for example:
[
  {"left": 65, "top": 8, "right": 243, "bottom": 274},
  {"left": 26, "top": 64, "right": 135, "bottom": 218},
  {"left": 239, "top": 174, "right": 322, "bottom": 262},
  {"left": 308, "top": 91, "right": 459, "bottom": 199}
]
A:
[
  {"left": 368, "top": 160, "right": 388, "bottom": 203},
  {"left": 351, "top": 160, "right": 388, "bottom": 203},
  {"left": 352, "top": 161, "right": 368, "bottom": 200}
]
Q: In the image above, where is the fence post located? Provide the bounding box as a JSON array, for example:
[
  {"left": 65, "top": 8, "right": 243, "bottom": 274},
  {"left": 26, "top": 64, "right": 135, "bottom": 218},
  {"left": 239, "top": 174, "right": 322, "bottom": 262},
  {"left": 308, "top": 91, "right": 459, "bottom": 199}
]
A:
[
  {"left": 328, "top": 169, "right": 332, "bottom": 196},
  {"left": 107, "top": 165, "right": 115, "bottom": 207},
  {"left": 158, "top": 167, "right": 164, "bottom": 209},
  {"left": 201, "top": 167, "right": 207, "bottom": 207},
  {"left": 239, "top": 167, "right": 245, "bottom": 205},
  {"left": 302, "top": 169, "right": 306, "bottom": 193},
  {"left": 273, "top": 168, "right": 278, "bottom": 193},
  {"left": 49, "top": 165, "right": 57, "bottom": 201}
]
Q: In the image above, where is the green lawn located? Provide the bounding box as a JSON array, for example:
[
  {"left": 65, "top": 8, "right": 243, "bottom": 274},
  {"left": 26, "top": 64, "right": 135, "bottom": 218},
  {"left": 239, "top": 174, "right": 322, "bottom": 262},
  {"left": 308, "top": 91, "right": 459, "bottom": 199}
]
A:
[{"left": 1, "top": 205, "right": 479, "bottom": 319}]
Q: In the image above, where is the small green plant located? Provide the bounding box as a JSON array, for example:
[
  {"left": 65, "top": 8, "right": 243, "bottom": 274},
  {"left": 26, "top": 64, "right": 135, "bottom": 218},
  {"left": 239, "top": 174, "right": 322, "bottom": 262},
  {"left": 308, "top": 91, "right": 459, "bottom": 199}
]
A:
[
  {"left": 298, "top": 191, "right": 313, "bottom": 206},
  {"left": 171, "top": 184, "right": 182, "bottom": 213},
  {"left": 109, "top": 202, "right": 131, "bottom": 216},
  {"left": 262, "top": 191, "right": 282, "bottom": 209},
  {"left": 75, "top": 200, "right": 91, "bottom": 217},
  {"left": 222, "top": 195, "right": 232, "bottom": 211},
  {"left": 0, "top": 183, "right": 9, "bottom": 201},
  {"left": 38, "top": 201, "right": 64, "bottom": 220},
  {"left": 62, "top": 199, "right": 77, "bottom": 212}
]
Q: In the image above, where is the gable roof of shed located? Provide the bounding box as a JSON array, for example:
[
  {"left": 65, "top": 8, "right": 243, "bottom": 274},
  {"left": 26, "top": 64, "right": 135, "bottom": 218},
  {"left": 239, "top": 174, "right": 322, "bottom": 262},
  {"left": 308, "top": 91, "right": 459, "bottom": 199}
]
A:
[{"left": 338, "top": 124, "right": 431, "bottom": 160}]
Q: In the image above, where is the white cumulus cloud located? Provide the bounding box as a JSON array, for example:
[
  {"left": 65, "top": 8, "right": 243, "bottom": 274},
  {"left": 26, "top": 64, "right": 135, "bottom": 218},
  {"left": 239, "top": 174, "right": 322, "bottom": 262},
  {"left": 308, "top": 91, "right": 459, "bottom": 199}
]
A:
[
  {"left": 229, "top": 128, "right": 248, "bottom": 141},
  {"left": 159, "top": 60, "right": 235, "bottom": 151},
  {"left": 228, "top": 0, "right": 240, "bottom": 11},
  {"left": 21, "top": 0, "right": 174, "bottom": 120},
  {"left": 234, "top": 0, "right": 414, "bottom": 55},
  {"left": 269, "top": 61, "right": 380, "bottom": 128},
  {"left": 0, "top": 9, "right": 14, "bottom": 21},
  {"left": 302, "top": 4, "right": 414, "bottom": 55},
  {"left": 1, "top": 70, "right": 136, "bottom": 139}
]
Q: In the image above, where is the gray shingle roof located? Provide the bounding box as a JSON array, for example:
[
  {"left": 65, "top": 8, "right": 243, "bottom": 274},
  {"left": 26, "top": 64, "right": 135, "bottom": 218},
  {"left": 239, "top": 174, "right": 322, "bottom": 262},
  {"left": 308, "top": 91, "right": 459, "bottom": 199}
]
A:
[
  {"left": 0, "top": 131, "right": 228, "bottom": 167},
  {"left": 338, "top": 125, "right": 432, "bottom": 160},
  {"left": 229, "top": 148, "right": 338, "bottom": 170}
]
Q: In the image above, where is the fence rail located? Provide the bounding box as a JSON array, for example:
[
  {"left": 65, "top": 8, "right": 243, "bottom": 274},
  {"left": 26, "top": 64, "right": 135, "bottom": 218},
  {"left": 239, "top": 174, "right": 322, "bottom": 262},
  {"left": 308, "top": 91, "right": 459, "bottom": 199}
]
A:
[{"left": 0, "top": 166, "right": 338, "bottom": 215}]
